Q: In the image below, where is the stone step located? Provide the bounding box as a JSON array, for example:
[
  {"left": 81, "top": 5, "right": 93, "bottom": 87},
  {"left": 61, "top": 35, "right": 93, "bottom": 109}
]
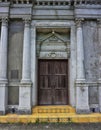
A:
[
  {"left": 32, "top": 105, "right": 76, "bottom": 114},
  {"left": 0, "top": 113, "right": 101, "bottom": 123},
  {"left": 0, "top": 106, "right": 101, "bottom": 123}
]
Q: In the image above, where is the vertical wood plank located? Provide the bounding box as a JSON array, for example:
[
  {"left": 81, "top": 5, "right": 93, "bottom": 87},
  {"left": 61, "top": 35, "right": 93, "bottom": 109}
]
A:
[{"left": 38, "top": 60, "right": 68, "bottom": 105}]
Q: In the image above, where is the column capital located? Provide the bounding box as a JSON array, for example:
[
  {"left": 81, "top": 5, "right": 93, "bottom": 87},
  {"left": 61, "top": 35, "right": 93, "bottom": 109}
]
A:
[
  {"left": 23, "top": 18, "right": 31, "bottom": 27},
  {"left": 75, "top": 18, "right": 84, "bottom": 27},
  {"left": 22, "top": 17, "right": 31, "bottom": 81},
  {"left": 97, "top": 19, "right": 101, "bottom": 27},
  {"left": 97, "top": 19, "right": 101, "bottom": 23},
  {"left": 1, "top": 17, "right": 8, "bottom": 26}
]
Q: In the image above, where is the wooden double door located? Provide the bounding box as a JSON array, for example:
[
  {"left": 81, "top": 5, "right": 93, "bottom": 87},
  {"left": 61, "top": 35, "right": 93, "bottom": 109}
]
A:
[{"left": 38, "top": 60, "right": 69, "bottom": 105}]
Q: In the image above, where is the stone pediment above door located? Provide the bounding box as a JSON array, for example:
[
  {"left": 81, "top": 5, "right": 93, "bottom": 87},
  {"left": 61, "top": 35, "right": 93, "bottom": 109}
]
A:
[
  {"left": 39, "top": 31, "right": 67, "bottom": 44},
  {"left": 37, "top": 31, "right": 70, "bottom": 59}
]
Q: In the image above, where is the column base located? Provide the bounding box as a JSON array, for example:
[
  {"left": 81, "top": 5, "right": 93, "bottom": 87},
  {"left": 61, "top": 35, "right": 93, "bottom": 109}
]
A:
[
  {"left": 99, "top": 103, "right": 101, "bottom": 113},
  {"left": 98, "top": 79, "right": 101, "bottom": 113},
  {"left": 76, "top": 79, "right": 90, "bottom": 114},
  {"left": 0, "top": 78, "right": 8, "bottom": 83},
  {"left": 18, "top": 108, "right": 31, "bottom": 115},
  {"left": 99, "top": 107, "right": 101, "bottom": 113},
  {"left": 76, "top": 79, "right": 86, "bottom": 84},
  {"left": 0, "top": 80, "right": 8, "bottom": 115},
  {"left": 21, "top": 79, "right": 32, "bottom": 84},
  {"left": 0, "top": 110, "right": 6, "bottom": 115},
  {"left": 19, "top": 81, "right": 32, "bottom": 115},
  {"left": 76, "top": 107, "right": 90, "bottom": 114}
]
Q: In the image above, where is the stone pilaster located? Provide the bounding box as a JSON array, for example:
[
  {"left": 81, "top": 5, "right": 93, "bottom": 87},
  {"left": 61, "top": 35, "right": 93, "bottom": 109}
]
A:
[
  {"left": 75, "top": 18, "right": 90, "bottom": 114},
  {"left": 69, "top": 25, "right": 76, "bottom": 107},
  {"left": 19, "top": 18, "right": 32, "bottom": 114},
  {"left": 31, "top": 24, "right": 37, "bottom": 106},
  {"left": 0, "top": 18, "right": 8, "bottom": 115},
  {"left": 97, "top": 19, "right": 101, "bottom": 112}
]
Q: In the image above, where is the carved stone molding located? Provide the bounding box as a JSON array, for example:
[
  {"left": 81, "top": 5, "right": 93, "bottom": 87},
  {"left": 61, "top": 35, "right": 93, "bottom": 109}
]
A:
[
  {"left": 97, "top": 19, "right": 101, "bottom": 27},
  {"left": 74, "top": 0, "right": 101, "bottom": 5},
  {"left": 37, "top": 31, "right": 70, "bottom": 59},
  {"left": 23, "top": 18, "right": 31, "bottom": 27},
  {"left": 1, "top": 17, "right": 8, "bottom": 26},
  {"left": 75, "top": 18, "right": 84, "bottom": 28},
  {"left": 0, "top": 0, "right": 101, "bottom": 5},
  {"left": 11, "top": 0, "right": 32, "bottom": 4}
]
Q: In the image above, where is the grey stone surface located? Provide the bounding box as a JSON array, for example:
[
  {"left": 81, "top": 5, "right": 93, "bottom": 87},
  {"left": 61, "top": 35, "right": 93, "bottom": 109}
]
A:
[
  {"left": 0, "top": 18, "right": 8, "bottom": 80},
  {"left": 19, "top": 83, "right": 32, "bottom": 113},
  {"left": 0, "top": 84, "right": 8, "bottom": 115},
  {"left": 0, "top": 111, "right": 6, "bottom": 115},
  {"left": 0, "top": 123, "right": 101, "bottom": 130},
  {"left": 8, "top": 86, "right": 19, "bottom": 105},
  {"left": 0, "top": 0, "right": 101, "bottom": 114},
  {"left": 8, "top": 21, "right": 23, "bottom": 105},
  {"left": 83, "top": 21, "right": 99, "bottom": 107},
  {"left": 31, "top": 26, "right": 38, "bottom": 106},
  {"left": 37, "top": 29, "right": 70, "bottom": 59},
  {"left": 98, "top": 20, "right": 101, "bottom": 112},
  {"left": 89, "top": 87, "right": 99, "bottom": 105},
  {"left": 69, "top": 25, "right": 76, "bottom": 107},
  {"left": 83, "top": 21, "right": 99, "bottom": 81},
  {"left": 8, "top": 21, "right": 23, "bottom": 81},
  {"left": 31, "top": 21, "right": 76, "bottom": 107},
  {"left": 17, "top": 109, "right": 31, "bottom": 115},
  {"left": 76, "top": 19, "right": 89, "bottom": 113},
  {"left": 21, "top": 19, "right": 31, "bottom": 82},
  {"left": 0, "top": 18, "right": 8, "bottom": 114}
]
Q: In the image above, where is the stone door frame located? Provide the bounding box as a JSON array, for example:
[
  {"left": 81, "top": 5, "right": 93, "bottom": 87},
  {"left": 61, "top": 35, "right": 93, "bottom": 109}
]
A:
[{"left": 31, "top": 20, "right": 76, "bottom": 107}]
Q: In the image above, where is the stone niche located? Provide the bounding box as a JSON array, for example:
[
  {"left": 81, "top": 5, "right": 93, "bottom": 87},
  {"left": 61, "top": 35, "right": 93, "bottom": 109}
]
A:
[{"left": 36, "top": 28, "right": 70, "bottom": 59}]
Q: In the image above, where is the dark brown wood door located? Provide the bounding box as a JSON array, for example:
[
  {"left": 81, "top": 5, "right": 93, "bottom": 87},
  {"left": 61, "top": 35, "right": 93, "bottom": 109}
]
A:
[{"left": 38, "top": 60, "right": 68, "bottom": 105}]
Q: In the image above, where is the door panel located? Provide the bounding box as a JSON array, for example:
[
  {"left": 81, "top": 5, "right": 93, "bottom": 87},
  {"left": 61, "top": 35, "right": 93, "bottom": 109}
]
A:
[
  {"left": 39, "top": 89, "right": 52, "bottom": 105},
  {"left": 54, "top": 90, "right": 68, "bottom": 105},
  {"left": 38, "top": 60, "right": 68, "bottom": 105}
]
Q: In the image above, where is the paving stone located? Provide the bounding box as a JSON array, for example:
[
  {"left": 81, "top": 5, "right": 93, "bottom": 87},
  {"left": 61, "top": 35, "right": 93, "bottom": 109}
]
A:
[{"left": 0, "top": 123, "right": 101, "bottom": 130}]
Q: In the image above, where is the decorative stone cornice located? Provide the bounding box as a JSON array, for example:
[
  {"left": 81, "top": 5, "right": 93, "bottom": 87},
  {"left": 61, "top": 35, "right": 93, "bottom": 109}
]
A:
[
  {"left": 14, "top": 0, "right": 31, "bottom": 4},
  {"left": 75, "top": 18, "right": 84, "bottom": 27},
  {"left": 74, "top": 0, "right": 101, "bottom": 5},
  {"left": 0, "top": 0, "right": 101, "bottom": 5},
  {"left": 0, "top": 0, "right": 32, "bottom": 4}
]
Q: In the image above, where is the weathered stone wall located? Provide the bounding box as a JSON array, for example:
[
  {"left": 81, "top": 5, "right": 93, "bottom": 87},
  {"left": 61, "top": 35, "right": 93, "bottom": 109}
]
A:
[
  {"left": 0, "top": 23, "right": 1, "bottom": 39},
  {"left": 8, "top": 21, "right": 23, "bottom": 105},
  {"left": 83, "top": 21, "right": 99, "bottom": 107}
]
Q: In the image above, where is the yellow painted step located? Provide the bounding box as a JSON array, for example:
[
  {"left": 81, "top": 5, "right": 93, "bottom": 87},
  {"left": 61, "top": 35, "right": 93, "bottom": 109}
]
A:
[
  {"left": 32, "top": 105, "right": 76, "bottom": 113},
  {"left": 1, "top": 106, "right": 101, "bottom": 123},
  {"left": 0, "top": 113, "right": 101, "bottom": 123}
]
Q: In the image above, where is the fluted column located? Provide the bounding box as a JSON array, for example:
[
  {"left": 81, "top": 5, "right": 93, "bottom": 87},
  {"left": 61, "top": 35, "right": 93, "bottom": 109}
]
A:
[
  {"left": 0, "top": 18, "right": 8, "bottom": 81},
  {"left": 76, "top": 18, "right": 90, "bottom": 113},
  {"left": 19, "top": 18, "right": 32, "bottom": 114},
  {"left": 21, "top": 19, "right": 31, "bottom": 83},
  {"left": 98, "top": 19, "right": 101, "bottom": 112},
  {"left": 76, "top": 19, "right": 85, "bottom": 80},
  {"left": 0, "top": 18, "right": 8, "bottom": 115}
]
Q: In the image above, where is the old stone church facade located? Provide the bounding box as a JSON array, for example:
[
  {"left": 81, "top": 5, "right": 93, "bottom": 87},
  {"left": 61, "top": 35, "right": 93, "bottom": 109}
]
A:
[{"left": 0, "top": 0, "right": 101, "bottom": 115}]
